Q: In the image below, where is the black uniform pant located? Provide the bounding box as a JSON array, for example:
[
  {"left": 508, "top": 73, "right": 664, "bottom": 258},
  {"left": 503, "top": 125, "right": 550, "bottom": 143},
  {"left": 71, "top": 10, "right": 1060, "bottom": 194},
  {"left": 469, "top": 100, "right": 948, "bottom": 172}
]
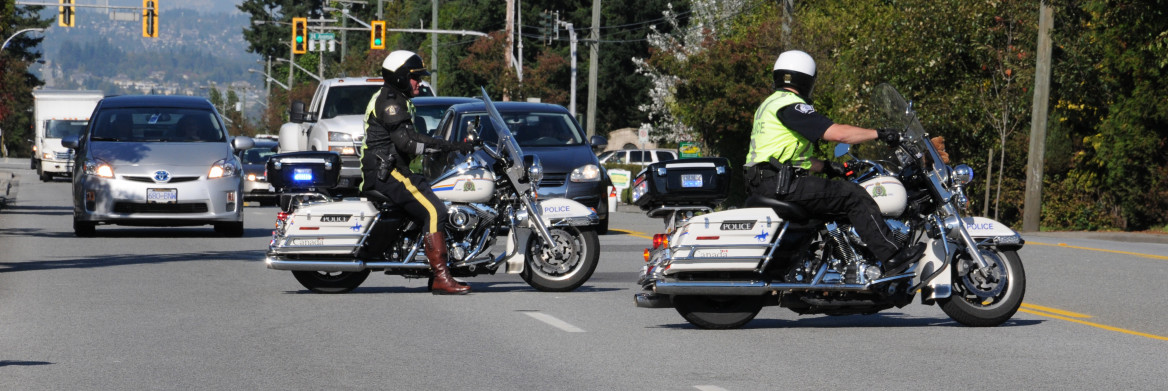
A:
[
  {"left": 753, "top": 174, "right": 900, "bottom": 262},
  {"left": 364, "top": 167, "right": 448, "bottom": 235}
]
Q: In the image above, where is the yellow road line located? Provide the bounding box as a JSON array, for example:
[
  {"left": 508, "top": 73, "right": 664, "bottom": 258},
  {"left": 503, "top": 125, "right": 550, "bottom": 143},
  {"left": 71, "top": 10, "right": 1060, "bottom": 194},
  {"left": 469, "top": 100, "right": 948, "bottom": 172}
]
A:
[
  {"left": 1027, "top": 240, "right": 1168, "bottom": 260},
  {"left": 610, "top": 228, "right": 653, "bottom": 240},
  {"left": 1018, "top": 308, "right": 1168, "bottom": 341},
  {"left": 1020, "top": 303, "right": 1091, "bottom": 318}
]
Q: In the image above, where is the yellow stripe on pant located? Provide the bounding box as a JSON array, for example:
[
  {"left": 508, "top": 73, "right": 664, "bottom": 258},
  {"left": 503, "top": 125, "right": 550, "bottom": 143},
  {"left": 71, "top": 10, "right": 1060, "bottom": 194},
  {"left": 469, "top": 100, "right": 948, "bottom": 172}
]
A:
[{"left": 390, "top": 169, "right": 440, "bottom": 233}]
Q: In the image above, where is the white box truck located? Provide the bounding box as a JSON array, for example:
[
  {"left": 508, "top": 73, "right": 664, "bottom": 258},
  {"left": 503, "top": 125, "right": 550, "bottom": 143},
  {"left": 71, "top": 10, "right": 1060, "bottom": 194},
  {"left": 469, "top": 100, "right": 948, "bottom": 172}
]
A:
[{"left": 31, "top": 89, "right": 103, "bottom": 182}]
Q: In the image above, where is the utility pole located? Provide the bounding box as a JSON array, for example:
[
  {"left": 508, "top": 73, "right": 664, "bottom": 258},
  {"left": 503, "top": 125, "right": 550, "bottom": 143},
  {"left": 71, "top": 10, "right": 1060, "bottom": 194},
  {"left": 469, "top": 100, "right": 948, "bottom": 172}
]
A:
[
  {"left": 1023, "top": 2, "right": 1054, "bottom": 232},
  {"left": 505, "top": 0, "right": 515, "bottom": 100},
  {"left": 432, "top": 0, "right": 439, "bottom": 95},
  {"left": 585, "top": 0, "right": 600, "bottom": 137}
]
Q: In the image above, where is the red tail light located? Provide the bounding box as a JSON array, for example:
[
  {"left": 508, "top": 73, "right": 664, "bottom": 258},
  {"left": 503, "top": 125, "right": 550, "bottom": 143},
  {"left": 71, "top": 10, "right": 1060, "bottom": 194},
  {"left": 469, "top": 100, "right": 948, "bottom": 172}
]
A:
[
  {"left": 276, "top": 212, "right": 289, "bottom": 222},
  {"left": 652, "top": 233, "right": 669, "bottom": 249}
]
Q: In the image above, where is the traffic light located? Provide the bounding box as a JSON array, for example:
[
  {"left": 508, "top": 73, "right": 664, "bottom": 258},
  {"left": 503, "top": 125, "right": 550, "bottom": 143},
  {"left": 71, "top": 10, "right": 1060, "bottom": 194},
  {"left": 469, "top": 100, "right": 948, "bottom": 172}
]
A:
[
  {"left": 539, "top": 10, "right": 549, "bottom": 43},
  {"left": 58, "top": 0, "right": 75, "bottom": 27},
  {"left": 142, "top": 0, "right": 158, "bottom": 38},
  {"left": 292, "top": 17, "right": 308, "bottom": 54},
  {"left": 370, "top": 20, "right": 386, "bottom": 50}
]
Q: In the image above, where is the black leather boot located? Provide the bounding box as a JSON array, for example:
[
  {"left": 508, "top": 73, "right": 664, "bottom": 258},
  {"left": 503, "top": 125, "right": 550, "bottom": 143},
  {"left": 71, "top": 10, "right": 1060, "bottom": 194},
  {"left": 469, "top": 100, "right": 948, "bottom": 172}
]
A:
[{"left": 884, "top": 242, "right": 926, "bottom": 276}]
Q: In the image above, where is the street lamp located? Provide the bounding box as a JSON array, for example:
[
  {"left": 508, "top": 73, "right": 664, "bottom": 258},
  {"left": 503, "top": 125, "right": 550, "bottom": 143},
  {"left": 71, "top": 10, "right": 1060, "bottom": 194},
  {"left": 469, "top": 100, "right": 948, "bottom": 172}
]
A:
[
  {"left": 274, "top": 57, "right": 322, "bottom": 82},
  {"left": 2, "top": 28, "right": 46, "bottom": 52},
  {"left": 248, "top": 69, "right": 290, "bottom": 90}
]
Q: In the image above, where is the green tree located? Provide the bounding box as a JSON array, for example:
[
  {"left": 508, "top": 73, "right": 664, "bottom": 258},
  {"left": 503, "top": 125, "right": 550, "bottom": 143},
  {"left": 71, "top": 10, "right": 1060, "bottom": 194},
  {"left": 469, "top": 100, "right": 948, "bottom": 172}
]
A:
[{"left": 0, "top": 1, "right": 53, "bottom": 157}]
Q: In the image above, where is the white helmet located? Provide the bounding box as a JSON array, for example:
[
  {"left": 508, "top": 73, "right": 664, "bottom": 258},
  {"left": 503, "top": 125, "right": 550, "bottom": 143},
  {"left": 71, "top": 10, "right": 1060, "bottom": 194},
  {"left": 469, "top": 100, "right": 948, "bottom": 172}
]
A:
[
  {"left": 773, "top": 50, "right": 817, "bottom": 99},
  {"left": 381, "top": 50, "right": 429, "bottom": 95}
]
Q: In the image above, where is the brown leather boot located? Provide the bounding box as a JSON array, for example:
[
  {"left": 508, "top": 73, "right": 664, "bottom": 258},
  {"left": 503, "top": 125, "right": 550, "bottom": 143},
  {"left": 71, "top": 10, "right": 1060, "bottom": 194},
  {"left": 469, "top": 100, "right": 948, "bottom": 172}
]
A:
[{"left": 424, "top": 232, "right": 470, "bottom": 295}]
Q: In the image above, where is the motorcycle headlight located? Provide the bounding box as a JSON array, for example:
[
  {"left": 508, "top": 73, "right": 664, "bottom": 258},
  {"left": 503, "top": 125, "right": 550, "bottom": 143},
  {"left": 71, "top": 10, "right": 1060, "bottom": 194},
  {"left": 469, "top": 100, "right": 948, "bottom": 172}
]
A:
[
  {"left": 571, "top": 164, "right": 601, "bottom": 182},
  {"left": 524, "top": 154, "right": 544, "bottom": 184},
  {"left": 208, "top": 158, "right": 241, "bottom": 179},
  {"left": 952, "top": 164, "right": 974, "bottom": 186},
  {"left": 85, "top": 159, "right": 114, "bottom": 178}
]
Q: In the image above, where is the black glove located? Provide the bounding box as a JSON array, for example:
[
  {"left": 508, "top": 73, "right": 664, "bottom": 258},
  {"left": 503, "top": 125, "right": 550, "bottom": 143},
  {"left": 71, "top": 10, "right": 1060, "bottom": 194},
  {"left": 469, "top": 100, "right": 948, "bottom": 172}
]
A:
[
  {"left": 876, "top": 128, "right": 901, "bottom": 147},
  {"left": 451, "top": 142, "right": 475, "bottom": 154},
  {"left": 823, "top": 161, "right": 849, "bottom": 178}
]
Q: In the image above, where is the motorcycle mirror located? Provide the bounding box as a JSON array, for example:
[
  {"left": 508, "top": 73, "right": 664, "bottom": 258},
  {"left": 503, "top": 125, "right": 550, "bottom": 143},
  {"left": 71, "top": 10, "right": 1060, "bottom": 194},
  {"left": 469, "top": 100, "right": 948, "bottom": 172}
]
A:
[
  {"left": 466, "top": 127, "right": 479, "bottom": 143},
  {"left": 834, "top": 143, "right": 852, "bottom": 158}
]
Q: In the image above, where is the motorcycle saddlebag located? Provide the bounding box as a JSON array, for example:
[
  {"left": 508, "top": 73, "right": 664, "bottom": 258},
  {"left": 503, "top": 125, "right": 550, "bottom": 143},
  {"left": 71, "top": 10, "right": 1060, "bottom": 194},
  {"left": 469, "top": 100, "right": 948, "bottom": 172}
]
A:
[
  {"left": 269, "top": 200, "right": 378, "bottom": 255},
  {"left": 631, "top": 157, "right": 731, "bottom": 211},
  {"left": 266, "top": 151, "right": 342, "bottom": 191}
]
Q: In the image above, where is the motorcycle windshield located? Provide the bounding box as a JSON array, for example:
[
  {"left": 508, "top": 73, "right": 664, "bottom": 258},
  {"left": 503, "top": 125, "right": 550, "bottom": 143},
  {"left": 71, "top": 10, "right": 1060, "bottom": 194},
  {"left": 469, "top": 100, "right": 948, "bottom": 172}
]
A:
[
  {"left": 479, "top": 87, "right": 524, "bottom": 167},
  {"left": 870, "top": 83, "right": 949, "bottom": 182}
]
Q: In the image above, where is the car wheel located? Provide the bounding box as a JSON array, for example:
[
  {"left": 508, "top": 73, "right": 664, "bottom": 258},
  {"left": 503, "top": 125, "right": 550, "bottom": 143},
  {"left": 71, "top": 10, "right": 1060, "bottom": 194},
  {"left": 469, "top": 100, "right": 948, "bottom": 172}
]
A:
[
  {"left": 215, "top": 222, "right": 245, "bottom": 237},
  {"left": 596, "top": 214, "right": 609, "bottom": 235},
  {"left": 74, "top": 220, "right": 96, "bottom": 237}
]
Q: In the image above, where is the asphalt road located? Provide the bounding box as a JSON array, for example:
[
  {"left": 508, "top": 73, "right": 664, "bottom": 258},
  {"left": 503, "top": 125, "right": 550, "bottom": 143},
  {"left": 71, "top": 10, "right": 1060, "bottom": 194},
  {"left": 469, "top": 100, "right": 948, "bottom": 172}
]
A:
[{"left": 2, "top": 157, "right": 1166, "bottom": 390}]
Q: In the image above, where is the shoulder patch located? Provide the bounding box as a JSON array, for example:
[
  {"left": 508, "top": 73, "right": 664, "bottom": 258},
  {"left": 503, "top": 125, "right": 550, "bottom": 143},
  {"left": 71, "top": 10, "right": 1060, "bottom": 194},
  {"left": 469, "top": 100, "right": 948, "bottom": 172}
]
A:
[
  {"left": 385, "top": 104, "right": 399, "bottom": 117},
  {"left": 794, "top": 103, "right": 816, "bottom": 115}
]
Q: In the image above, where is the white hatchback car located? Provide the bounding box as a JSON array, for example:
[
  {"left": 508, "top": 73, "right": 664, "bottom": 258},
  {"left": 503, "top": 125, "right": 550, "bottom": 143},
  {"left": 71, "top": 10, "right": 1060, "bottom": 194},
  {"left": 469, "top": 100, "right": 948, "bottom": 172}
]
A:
[
  {"left": 64, "top": 95, "right": 254, "bottom": 237},
  {"left": 597, "top": 149, "right": 678, "bottom": 167}
]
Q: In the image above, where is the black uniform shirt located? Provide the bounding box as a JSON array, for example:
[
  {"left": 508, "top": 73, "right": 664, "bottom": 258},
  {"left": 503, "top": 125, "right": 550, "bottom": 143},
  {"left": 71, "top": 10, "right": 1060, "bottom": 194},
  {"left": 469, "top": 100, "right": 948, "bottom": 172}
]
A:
[{"left": 776, "top": 102, "right": 835, "bottom": 142}]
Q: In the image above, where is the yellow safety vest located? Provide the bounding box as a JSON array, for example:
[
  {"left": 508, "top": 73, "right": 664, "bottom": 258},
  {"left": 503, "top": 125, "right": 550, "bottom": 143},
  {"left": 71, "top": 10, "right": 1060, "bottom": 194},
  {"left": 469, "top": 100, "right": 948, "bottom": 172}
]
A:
[{"left": 745, "top": 91, "right": 814, "bottom": 170}]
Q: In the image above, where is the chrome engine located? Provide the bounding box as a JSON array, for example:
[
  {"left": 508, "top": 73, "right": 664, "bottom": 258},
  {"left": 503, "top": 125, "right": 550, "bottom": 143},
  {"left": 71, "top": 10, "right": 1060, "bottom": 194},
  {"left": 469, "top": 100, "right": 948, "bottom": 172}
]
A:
[{"left": 445, "top": 203, "right": 499, "bottom": 262}]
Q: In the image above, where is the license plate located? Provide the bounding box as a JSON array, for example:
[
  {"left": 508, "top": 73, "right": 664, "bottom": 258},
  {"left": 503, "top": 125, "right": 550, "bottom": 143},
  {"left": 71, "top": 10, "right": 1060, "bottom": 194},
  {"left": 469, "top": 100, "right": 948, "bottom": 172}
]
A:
[
  {"left": 147, "top": 188, "right": 177, "bottom": 204},
  {"left": 681, "top": 174, "right": 703, "bottom": 188},
  {"left": 291, "top": 238, "right": 324, "bottom": 246}
]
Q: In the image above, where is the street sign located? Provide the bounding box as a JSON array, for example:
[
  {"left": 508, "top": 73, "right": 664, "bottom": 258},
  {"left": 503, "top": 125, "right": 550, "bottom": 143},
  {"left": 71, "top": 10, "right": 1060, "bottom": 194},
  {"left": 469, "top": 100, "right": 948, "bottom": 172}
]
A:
[
  {"left": 679, "top": 141, "right": 701, "bottom": 158},
  {"left": 310, "top": 32, "right": 335, "bottom": 41}
]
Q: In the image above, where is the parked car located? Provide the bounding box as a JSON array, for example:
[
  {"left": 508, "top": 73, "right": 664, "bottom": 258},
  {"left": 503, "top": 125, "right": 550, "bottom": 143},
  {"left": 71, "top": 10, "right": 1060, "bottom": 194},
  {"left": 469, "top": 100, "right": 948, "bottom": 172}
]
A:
[
  {"left": 598, "top": 148, "right": 678, "bottom": 167},
  {"left": 63, "top": 95, "right": 254, "bottom": 237},
  {"left": 237, "top": 138, "right": 280, "bottom": 206},
  {"left": 422, "top": 101, "right": 612, "bottom": 234}
]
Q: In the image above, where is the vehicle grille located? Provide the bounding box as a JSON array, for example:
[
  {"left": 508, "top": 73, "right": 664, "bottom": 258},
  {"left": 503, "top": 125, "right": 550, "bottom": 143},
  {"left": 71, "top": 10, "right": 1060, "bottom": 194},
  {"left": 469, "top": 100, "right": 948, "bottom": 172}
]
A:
[
  {"left": 54, "top": 151, "right": 72, "bottom": 160},
  {"left": 113, "top": 202, "right": 209, "bottom": 214},
  {"left": 122, "top": 176, "right": 201, "bottom": 184},
  {"left": 540, "top": 173, "right": 566, "bottom": 187}
]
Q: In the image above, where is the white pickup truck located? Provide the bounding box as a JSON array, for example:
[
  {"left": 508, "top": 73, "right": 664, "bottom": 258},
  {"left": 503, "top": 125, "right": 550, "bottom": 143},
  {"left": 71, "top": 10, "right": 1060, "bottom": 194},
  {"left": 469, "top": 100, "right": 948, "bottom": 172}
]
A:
[{"left": 279, "top": 77, "right": 384, "bottom": 193}]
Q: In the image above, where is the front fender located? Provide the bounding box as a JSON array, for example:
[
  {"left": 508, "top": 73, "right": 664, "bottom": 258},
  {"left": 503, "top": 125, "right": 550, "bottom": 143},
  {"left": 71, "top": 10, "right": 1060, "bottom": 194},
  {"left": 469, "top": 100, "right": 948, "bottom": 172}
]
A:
[
  {"left": 959, "top": 216, "right": 1025, "bottom": 250},
  {"left": 533, "top": 198, "right": 599, "bottom": 227}
]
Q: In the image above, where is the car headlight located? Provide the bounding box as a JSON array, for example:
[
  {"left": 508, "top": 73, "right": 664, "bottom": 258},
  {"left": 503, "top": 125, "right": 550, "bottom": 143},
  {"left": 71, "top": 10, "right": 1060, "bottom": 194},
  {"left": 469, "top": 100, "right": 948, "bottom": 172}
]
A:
[
  {"left": 208, "top": 158, "right": 241, "bottom": 179},
  {"left": 42, "top": 152, "right": 53, "bottom": 160},
  {"left": 85, "top": 159, "right": 114, "bottom": 178},
  {"left": 328, "top": 131, "right": 353, "bottom": 142},
  {"left": 328, "top": 145, "right": 357, "bottom": 155},
  {"left": 570, "top": 164, "right": 601, "bottom": 182}
]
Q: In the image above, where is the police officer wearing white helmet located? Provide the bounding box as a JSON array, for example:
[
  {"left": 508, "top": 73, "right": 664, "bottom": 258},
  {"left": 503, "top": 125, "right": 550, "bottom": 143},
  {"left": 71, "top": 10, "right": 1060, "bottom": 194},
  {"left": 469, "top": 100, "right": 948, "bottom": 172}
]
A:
[
  {"left": 360, "top": 50, "right": 474, "bottom": 295},
  {"left": 744, "top": 50, "right": 924, "bottom": 275}
]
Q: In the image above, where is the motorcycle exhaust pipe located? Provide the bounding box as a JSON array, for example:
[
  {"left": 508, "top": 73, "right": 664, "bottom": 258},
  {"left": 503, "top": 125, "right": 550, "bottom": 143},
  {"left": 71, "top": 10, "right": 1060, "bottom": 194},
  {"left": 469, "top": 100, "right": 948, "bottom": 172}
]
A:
[
  {"left": 652, "top": 280, "right": 898, "bottom": 295},
  {"left": 634, "top": 292, "right": 673, "bottom": 308}
]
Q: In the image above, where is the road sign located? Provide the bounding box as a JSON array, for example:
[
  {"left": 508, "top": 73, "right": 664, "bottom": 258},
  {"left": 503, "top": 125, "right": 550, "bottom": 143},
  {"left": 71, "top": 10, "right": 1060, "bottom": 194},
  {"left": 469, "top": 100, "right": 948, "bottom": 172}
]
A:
[
  {"left": 310, "top": 32, "right": 335, "bottom": 41},
  {"left": 679, "top": 141, "right": 701, "bottom": 158}
]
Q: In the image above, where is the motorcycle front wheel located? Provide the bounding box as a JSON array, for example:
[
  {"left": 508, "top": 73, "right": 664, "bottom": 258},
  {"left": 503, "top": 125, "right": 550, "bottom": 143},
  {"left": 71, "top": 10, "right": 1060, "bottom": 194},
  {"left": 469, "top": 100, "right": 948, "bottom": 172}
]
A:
[
  {"left": 673, "top": 295, "right": 765, "bottom": 330},
  {"left": 938, "top": 248, "right": 1025, "bottom": 326},
  {"left": 521, "top": 227, "right": 600, "bottom": 292},
  {"left": 291, "top": 270, "right": 371, "bottom": 294}
]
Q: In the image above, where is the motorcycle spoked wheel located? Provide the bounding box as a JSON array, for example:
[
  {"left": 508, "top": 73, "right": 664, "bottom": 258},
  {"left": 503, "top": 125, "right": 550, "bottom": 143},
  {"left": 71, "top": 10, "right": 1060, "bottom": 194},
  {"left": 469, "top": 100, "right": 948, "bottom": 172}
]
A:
[
  {"left": 672, "top": 295, "right": 766, "bottom": 330},
  {"left": 291, "top": 270, "right": 371, "bottom": 294},
  {"left": 938, "top": 248, "right": 1025, "bottom": 327},
  {"left": 520, "top": 227, "right": 600, "bottom": 292}
]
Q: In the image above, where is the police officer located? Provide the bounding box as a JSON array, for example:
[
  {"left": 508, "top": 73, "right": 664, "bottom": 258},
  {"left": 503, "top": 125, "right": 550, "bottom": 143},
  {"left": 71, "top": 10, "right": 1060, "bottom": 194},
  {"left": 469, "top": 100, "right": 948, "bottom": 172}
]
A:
[
  {"left": 361, "top": 50, "right": 474, "bottom": 295},
  {"left": 745, "top": 50, "right": 924, "bottom": 275}
]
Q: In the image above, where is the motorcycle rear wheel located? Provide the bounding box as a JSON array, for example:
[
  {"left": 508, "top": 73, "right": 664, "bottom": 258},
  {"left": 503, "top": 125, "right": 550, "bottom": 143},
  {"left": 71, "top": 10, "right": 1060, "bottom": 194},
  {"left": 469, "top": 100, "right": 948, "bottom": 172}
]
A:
[
  {"left": 291, "top": 270, "right": 371, "bottom": 294},
  {"left": 521, "top": 227, "right": 600, "bottom": 292},
  {"left": 939, "top": 248, "right": 1025, "bottom": 327},
  {"left": 673, "top": 295, "right": 765, "bottom": 330}
]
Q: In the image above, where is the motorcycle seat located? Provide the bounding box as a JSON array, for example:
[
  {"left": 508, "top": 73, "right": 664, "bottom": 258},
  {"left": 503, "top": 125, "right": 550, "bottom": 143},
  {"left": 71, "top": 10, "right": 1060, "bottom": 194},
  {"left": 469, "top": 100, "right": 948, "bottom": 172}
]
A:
[
  {"left": 360, "top": 190, "right": 400, "bottom": 213},
  {"left": 744, "top": 195, "right": 810, "bottom": 224}
]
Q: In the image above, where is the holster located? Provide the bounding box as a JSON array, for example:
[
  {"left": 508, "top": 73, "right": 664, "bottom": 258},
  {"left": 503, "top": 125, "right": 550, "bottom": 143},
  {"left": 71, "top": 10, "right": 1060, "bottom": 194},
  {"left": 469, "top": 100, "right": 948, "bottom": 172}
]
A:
[
  {"left": 375, "top": 152, "right": 395, "bottom": 182},
  {"left": 746, "top": 157, "right": 795, "bottom": 197}
]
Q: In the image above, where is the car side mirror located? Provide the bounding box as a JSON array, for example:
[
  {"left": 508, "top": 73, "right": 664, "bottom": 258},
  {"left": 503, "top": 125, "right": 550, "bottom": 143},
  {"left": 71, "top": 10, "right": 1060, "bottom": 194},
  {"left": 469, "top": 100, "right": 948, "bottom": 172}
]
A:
[
  {"left": 590, "top": 135, "right": 608, "bottom": 152},
  {"left": 289, "top": 101, "right": 307, "bottom": 123},
  {"left": 233, "top": 136, "right": 255, "bottom": 151},
  {"left": 62, "top": 135, "right": 79, "bottom": 149}
]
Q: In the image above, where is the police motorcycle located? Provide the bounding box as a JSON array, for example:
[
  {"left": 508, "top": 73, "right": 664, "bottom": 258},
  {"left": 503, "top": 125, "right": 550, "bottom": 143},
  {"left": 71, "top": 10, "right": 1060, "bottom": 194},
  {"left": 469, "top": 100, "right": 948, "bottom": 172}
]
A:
[
  {"left": 633, "top": 83, "right": 1026, "bottom": 329},
  {"left": 264, "top": 88, "right": 600, "bottom": 293}
]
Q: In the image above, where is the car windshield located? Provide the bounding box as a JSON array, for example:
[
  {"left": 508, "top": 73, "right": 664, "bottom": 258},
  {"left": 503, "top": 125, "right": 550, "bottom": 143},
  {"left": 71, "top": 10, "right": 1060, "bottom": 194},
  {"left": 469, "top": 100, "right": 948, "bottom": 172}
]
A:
[
  {"left": 91, "top": 108, "right": 224, "bottom": 142},
  {"left": 458, "top": 111, "right": 584, "bottom": 147},
  {"left": 241, "top": 147, "right": 277, "bottom": 164},
  {"left": 414, "top": 105, "right": 449, "bottom": 136},
  {"left": 45, "top": 120, "right": 87, "bottom": 139},
  {"left": 321, "top": 85, "right": 381, "bottom": 119}
]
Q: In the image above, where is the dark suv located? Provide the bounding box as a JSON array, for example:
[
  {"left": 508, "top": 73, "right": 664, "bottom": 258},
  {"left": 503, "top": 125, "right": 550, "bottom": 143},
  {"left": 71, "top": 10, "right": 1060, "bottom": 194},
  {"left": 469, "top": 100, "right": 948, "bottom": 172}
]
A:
[{"left": 422, "top": 101, "right": 611, "bottom": 233}]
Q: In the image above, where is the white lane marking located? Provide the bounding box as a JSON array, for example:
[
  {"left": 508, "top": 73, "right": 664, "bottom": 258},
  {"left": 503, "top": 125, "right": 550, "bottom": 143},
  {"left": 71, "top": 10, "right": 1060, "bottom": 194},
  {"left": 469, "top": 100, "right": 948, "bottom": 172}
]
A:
[
  {"left": 694, "top": 386, "right": 729, "bottom": 391},
  {"left": 524, "top": 312, "right": 585, "bottom": 332}
]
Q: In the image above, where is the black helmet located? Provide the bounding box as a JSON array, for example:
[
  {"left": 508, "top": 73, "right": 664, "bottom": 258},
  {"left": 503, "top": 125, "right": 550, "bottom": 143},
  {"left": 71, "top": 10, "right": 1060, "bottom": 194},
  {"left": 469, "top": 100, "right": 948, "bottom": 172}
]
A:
[
  {"left": 381, "top": 50, "right": 430, "bottom": 96},
  {"left": 772, "top": 50, "right": 817, "bottom": 99}
]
